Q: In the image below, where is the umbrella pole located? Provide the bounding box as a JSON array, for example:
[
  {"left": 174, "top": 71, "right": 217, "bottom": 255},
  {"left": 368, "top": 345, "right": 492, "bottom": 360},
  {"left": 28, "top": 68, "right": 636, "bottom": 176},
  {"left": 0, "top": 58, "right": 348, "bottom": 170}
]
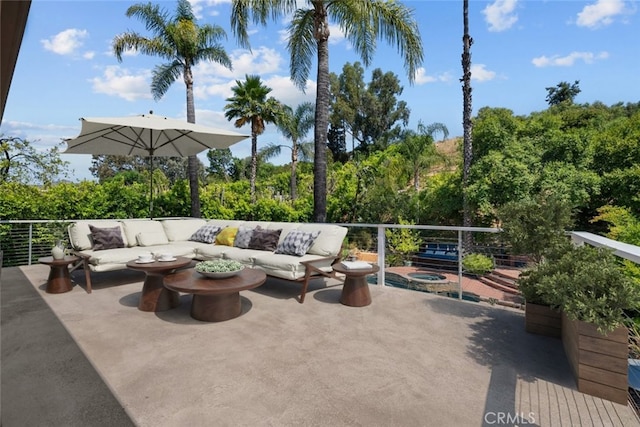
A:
[{"left": 149, "top": 154, "right": 154, "bottom": 219}]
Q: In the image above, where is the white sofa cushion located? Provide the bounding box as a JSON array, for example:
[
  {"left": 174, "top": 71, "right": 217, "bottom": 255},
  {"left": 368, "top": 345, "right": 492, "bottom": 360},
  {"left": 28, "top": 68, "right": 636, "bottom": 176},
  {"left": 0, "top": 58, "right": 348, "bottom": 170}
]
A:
[
  {"left": 68, "top": 220, "right": 129, "bottom": 251},
  {"left": 297, "top": 224, "right": 348, "bottom": 256},
  {"left": 253, "top": 252, "right": 334, "bottom": 280},
  {"left": 137, "top": 232, "right": 169, "bottom": 247},
  {"left": 161, "top": 219, "right": 207, "bottom": 241},
  {"left": 121, "top": 220, "right": 167, "bottom": 247}
]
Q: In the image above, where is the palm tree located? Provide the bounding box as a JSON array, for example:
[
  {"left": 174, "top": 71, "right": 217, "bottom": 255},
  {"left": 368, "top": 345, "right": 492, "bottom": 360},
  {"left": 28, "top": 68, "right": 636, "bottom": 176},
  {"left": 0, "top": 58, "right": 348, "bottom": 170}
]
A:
[
  {"left": 462, "top": 0, "right": 473, "bottom": 247},
  {"left": 261, "top": 102, "right": 315, "bottom": 201},
  {"left": 230, "top": 0, "right": 423, "bottom": 222},
  {"left": 112, "top": 0, "right": 232, "bottom": 218},
  {"left": 224, "top": 75, "right": 283, "bottom": 203},
  {"left": 400, "top": 122, "right": 449, "bottom": 191}
]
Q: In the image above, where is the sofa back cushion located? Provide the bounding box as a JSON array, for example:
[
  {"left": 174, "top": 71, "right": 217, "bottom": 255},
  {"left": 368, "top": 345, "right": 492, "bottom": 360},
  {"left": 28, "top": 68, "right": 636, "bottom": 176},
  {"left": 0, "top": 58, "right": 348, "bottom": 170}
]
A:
[
  {"left": 296, "top": 224, "right": 348, "bottom": 257},
  {"left": 68, "top": 220, "right": 129, "bottom": 251},
  {"left": 136, "top": 232, "right": 169, "bottom": 247},
  {"left": 121, "top": 220, "right": 167, "bottom": 247},
  {"left": 161, "top": 219, "right": 207, "bottom": 241}
]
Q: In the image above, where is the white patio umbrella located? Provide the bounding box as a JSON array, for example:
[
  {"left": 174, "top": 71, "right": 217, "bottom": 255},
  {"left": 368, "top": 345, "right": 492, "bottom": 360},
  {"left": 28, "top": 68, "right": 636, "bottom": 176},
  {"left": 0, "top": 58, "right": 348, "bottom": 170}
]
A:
[{"left": 64, "top": 112, "right": 249, "bottom": 217}]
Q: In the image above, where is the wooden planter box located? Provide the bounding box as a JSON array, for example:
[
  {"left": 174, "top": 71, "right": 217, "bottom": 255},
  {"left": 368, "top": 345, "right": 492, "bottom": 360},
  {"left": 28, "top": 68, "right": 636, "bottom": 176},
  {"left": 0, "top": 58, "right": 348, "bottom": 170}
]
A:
[
  {"left": 561, "top": 312, "right": 629, "bottom": 404},
  {"left": 525, "top": 303, "right": 561, "bottom": 338}
]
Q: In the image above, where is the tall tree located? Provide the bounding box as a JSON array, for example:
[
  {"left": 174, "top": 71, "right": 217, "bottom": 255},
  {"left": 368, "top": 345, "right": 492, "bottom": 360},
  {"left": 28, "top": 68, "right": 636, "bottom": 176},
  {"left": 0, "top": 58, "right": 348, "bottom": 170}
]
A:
[
  {"left": 112, "top": 0, "right": 232, "bottom": 218},
  {"left": 461, "top": 0, "right": 473, "bottom": 247},
  {"left": 546, "top": 80, "right": 581, "bottom": 106},
  {"left": 206, "top": 148, "right": 234, "bottom": 181},
  {"left": 0, "top": 135, "right": 69, "bottom": 185},
  {"left": 231, "top": 0, "right": 423, "bottom": 222},
  {"left": 399, "top": 122, "right": 449, "bottom": 191},
  {"left": 330, "top": 62, "right": 410, "bottom": 153},
  {"left": 262, "top": 102, "right": 315, "bottom": 201},
  {"left": 224, "top": 75, "right": 283, "bottom": 203}
]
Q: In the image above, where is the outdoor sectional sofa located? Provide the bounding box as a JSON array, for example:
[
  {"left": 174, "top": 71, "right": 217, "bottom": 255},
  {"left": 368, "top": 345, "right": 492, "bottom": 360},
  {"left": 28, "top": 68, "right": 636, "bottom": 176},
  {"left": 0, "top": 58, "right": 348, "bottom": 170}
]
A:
[{"left": 68, "top": 218, "right": 348, "bottom": 303}]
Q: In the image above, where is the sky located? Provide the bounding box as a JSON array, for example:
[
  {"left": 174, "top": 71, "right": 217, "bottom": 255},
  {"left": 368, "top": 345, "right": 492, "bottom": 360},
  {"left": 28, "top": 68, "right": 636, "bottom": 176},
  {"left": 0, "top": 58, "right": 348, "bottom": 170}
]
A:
[{"left": 2, "top": 0, "right": 638, "bottom": 182}]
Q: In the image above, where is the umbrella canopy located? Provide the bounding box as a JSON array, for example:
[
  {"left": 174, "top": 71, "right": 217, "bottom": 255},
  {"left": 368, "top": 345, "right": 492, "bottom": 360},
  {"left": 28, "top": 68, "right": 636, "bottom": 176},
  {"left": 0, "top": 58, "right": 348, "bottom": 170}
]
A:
[
  {"left": 64, "top": 112, "right": 249, "bottom": 216},
  {"left": 64, "top": 112, "right": 248, "bottom": 157}
]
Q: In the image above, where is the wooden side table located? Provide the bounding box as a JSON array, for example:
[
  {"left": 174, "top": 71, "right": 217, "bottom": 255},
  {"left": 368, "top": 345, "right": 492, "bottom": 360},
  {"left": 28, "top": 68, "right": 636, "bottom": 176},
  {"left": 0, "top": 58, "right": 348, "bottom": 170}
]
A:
[
  {"left": 38, "top": 255, "right": 80, "bottom": 294},
  {"left": 126, "top": 257, "right": 192, "bottom": 312},
  {"left": 332, "top": 263, "right": 379, "bottom": 307}
]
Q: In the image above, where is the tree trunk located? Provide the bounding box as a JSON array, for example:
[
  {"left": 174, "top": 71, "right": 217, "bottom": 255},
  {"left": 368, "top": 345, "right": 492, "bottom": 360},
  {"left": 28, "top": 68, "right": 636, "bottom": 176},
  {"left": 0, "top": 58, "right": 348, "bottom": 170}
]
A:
[
  {"left": 312, "top": 2, "right": 330, "bottom": 223},
  {"left": 461, "top": 0, "right": 473, "bottom": 249},
  {"left": 291, "top": 140, "right": 298, "bottom": 201},
  {"left": 250, "top": 124, "right": 258, "bottom": 205},
  {"left": 185, "top": 66, "right": 201, "bottom": 218}
]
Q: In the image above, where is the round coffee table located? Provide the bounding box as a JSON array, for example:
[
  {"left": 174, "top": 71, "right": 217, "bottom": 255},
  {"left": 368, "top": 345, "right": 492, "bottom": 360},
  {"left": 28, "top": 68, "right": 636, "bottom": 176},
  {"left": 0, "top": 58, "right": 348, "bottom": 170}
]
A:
[
  {"left": 126, "top": 257, "right": 192, "bottom": 312},
  {"left": 38, "top": 255, "right": 81, "bottom": 294},
  {"left": 332, "top": 263, "right": 380, "bottom": 307},
  {"left": 164, "top": 268, "right": 267, "bottom": 322}
]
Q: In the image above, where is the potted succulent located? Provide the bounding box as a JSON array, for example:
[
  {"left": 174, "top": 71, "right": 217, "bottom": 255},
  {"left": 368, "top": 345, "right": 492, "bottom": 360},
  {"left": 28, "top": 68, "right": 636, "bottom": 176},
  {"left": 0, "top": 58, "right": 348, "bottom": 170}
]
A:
[{"left": 530, "top": 244, "right": 640, "bottom": 404}]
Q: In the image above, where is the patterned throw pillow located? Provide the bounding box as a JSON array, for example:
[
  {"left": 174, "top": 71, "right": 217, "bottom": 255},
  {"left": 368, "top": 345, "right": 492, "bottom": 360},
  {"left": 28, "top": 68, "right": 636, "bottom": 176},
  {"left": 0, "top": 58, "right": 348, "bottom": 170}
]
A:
[
  {"left": 215, "top": 227, "right": 238, "bottom": 246},
  {"left": 89, "top": 225, "right": 125, "bottom": 251},
  {"left": 233, "top": 226, "right": 255, "bottom": 249},
  {"left": 248, "top": 228, "right": 282, "bottom": 252},
  {"left": 189, "top": 225, "right": 222, "bottom": 244},
  {"left": 275, "top": 230, "right": 321, "bottom": 256}
]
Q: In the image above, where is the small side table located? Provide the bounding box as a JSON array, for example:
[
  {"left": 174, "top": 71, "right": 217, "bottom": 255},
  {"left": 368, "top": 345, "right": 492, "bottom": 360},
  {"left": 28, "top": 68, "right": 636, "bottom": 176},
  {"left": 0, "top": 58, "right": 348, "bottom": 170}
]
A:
[
  {"left": 38, "top": 255, "right": 80, "bottom": 294},
  {"left": 126, "top": 257, "right": 192, "bottom": 312},
  {"left": 332, "top": 263, "right": 380, "bottom": 307}
]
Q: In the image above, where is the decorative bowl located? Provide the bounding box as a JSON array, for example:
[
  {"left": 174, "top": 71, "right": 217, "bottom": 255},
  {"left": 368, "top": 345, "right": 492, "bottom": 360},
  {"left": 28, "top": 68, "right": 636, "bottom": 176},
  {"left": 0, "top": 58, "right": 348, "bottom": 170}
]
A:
[
  {"left": 195, "top": 260, "right": 244, "bottom": 279},
  {"left": 196, "top": 269, "right": 244, "bottom": 279}
]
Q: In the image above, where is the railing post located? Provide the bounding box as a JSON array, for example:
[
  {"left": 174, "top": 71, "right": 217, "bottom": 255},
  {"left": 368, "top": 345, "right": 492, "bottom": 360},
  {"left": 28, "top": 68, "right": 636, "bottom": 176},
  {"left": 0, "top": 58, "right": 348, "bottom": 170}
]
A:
[
  {"left": 28, "top": 224, "right": 33, "bottom": 265},
  {"left": 457, "top": 230, "right": 463, "bottom": 300},
  {"left": 377, "top": 225, "right": 385, "bottom": 286}
]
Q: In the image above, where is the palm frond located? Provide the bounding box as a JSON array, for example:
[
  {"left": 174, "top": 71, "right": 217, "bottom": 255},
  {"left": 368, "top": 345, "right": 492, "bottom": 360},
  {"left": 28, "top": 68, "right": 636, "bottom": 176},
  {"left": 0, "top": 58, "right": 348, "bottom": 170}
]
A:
[
  {"left": 151, "top": 61, "right": 183, "bottom": 100},
  {"left": 231, "top": 0, "right": 298, "bottom": 49},
  {"left": 126, "top": 3, "right": 168, "bottom": 37},
  {"left": 287, "top": 8, "right": 316, "bottom": 90}
]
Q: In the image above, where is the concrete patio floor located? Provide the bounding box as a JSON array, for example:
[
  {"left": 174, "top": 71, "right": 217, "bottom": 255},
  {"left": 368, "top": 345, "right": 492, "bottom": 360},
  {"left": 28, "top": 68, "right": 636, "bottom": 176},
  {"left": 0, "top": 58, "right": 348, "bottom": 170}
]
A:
[{"left": 2, "top": 264, "right": 639, "bottom": 427}]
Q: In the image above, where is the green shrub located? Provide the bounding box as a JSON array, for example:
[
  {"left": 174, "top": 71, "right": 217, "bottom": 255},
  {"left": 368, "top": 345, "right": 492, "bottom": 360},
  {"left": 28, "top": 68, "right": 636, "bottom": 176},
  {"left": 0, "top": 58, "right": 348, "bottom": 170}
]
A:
[
  {"left": 462, "top": 253, "right": 494, "bottom": 275},
  {"left": 522, "top": 245, "right": 640, "bottom": 332}
]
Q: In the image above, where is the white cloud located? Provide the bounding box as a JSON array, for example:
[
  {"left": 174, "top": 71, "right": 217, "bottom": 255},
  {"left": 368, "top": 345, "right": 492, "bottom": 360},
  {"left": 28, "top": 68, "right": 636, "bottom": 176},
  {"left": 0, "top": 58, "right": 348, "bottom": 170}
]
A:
[
  {"left": 483, "top": 0, "right": 519, "bottom": 32},
  {"left": 41, "top": 29, "right": 90, "bottom": 56},
  {"left": 90, "top": 66, "right": 153, "bottom": 101},
  {"left": 471, "top": 64, "right": 497, "bottom": 82},
  {"left": 328, "top": 24, "right": 346, "bottom": 45},
  {"left": 263, "top": 75, "right": 316, "bottom": 107},
  {"left": 532, "top": 51, "right": 609, "bottom": 67},
  {"left": 414, "top": 68, "right": 453, "bottom": 85},
  {"left": 195, "top": 46, "right": 283, "bottom": 81},
  {"left": 576, "top": 0, "right": 627, "bottom": 28},
  {"left": 187, "top": 0, "right": 230, "bottom": 19}
]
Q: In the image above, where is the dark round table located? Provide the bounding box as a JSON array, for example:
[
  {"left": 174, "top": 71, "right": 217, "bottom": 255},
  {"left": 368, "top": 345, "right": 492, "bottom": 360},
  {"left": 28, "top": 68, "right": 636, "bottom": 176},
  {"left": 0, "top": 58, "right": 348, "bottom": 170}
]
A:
[
  {"left": 126, "top": 257, "right": 192, "bottom": 312},
  {"left": 38, "top": 255, "right": 81, "bottom": 294},
  {"left": 164, "top": 268, "right": 267, "bottom": 322}
]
